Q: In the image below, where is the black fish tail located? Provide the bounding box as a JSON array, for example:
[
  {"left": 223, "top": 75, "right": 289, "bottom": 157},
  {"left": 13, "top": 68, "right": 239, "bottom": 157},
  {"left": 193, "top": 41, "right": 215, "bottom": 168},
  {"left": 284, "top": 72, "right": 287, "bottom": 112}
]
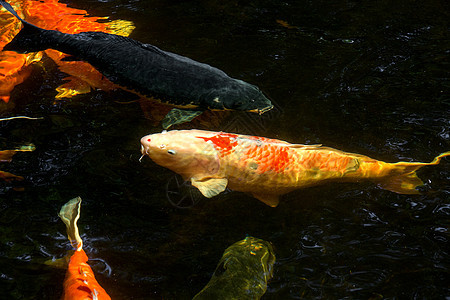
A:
[{"left": 0, "top": 0, "right": 53, "bottom": 53}]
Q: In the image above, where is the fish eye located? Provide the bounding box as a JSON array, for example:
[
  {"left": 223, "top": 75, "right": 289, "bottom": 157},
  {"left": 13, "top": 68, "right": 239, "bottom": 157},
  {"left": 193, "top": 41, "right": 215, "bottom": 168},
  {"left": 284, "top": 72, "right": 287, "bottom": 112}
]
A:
[{"left": 167, "top": 149, "right": 176, "bottom": 155}]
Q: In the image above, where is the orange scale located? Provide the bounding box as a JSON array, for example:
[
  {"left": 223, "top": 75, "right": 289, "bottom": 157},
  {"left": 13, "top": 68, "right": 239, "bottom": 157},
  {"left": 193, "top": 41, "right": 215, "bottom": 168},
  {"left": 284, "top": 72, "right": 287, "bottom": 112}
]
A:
[
  {"left": 320, "top": 157, "right": 335, "bottom": 171},
  {"left": 240, "top": 149, "right": 250, "bottom": 158},
  {"left": 255, "top": 154, "right": 266, "bottom": 164},
  {"left": 249, "top": 153, "right": 259, "bottom": 161},
  {"left": 251, "top": 145, "right": 261, "bottom": 154},
  {"left": 272, "top": 152, "right": 280, "bottom": 160},
  {"left": 255, "top": 155, "right": 265, "bottom": 163},
  {"left": 257, "top": 165, "right": 268, "bottom": 174}
]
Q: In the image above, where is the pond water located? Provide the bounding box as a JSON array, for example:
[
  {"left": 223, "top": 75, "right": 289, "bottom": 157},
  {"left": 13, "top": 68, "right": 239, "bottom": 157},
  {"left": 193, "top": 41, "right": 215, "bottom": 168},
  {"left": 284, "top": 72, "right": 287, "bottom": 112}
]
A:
[{"left": 1, "top": 0, "right": 449, "bottom": 299}]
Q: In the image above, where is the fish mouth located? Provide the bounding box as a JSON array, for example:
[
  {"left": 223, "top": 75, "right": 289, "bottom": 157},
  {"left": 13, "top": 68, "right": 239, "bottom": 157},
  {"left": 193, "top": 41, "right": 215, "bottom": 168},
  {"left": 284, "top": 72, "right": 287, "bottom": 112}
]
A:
[{"left": 248, "top": 105, "right": 274, "bottom": 115}]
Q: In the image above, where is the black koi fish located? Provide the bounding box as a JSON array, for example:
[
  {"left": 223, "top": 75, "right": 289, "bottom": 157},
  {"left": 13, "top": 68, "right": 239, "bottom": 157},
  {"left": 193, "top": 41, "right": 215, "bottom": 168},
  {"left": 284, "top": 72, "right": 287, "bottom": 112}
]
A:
[{"left": 0, "top": 0, "right": 273, "bottom": 128}]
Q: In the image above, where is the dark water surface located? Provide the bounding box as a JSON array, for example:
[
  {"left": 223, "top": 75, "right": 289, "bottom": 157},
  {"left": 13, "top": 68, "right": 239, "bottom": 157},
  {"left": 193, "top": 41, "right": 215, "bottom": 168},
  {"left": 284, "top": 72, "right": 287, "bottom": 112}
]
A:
[{"left": 1, "top": 0, "right": 449, "bottom": 299}]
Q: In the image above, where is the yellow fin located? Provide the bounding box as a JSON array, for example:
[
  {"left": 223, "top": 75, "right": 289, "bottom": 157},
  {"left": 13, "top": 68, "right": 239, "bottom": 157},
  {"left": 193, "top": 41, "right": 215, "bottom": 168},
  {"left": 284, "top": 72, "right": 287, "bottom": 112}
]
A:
[
  {"left": 191, "top": 177, "right": 228, "bottom": 198},
  {"left": 58, "top": 197, "right": 83, "bottom": 250},
  {"left": 252, "top": 193, "right": 280, "bottom": 207},
  {"left": 379, "top": 151, "right": 450, "bottom": 194},
  {"left": 44, "top": 252, "right": 73, "bottom": 269},
  {"left": 378, "top": 173, "right": 423, "bottom": 194}
]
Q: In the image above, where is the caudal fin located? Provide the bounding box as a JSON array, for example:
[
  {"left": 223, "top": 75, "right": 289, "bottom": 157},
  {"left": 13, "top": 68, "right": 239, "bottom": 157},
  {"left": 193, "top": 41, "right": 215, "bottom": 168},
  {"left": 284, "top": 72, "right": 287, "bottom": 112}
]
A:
[
  {"left": 378, "top": 152, "right": 450, "bottom": 194},
  {"left": 0, "top": 0, "right": 52, "bottom": 53}
]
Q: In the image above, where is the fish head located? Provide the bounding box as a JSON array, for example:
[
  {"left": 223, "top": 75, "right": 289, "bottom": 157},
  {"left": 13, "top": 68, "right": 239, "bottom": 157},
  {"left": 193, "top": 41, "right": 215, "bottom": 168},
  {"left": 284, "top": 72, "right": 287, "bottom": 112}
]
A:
[
  {"left": 140, "top": 130, "right": 220, "bottom": 179},
  {"left": 207, "top": 237, "right": 276, "bottom": 293},
  {"left": 205, "top": 80, "right": 273, "bottom": 114}
]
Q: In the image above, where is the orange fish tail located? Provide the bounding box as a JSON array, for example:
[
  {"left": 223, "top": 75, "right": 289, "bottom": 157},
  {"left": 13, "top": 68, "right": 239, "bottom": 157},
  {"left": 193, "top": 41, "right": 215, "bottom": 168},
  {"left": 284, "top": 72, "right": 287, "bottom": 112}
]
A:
[{"left": 377, "top": 151, "right": 450, "bottom": 194}]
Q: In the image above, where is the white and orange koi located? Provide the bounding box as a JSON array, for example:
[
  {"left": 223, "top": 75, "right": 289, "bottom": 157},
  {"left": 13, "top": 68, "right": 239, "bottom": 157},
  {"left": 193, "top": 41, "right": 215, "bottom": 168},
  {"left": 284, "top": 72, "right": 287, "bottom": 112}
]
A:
[{"left": 140, "top": 130, "right": 449, "bottom": 207}]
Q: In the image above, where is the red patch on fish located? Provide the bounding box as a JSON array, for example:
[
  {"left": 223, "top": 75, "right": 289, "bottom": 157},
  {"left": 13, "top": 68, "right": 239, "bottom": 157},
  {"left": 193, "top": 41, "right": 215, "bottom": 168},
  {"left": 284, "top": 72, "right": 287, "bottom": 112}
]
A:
[
  {"left": 198, "top": 133, "right": 293, "bottom": 173},
  {"left": 197, "top": 133, "right": 239, "bottom": 155}
]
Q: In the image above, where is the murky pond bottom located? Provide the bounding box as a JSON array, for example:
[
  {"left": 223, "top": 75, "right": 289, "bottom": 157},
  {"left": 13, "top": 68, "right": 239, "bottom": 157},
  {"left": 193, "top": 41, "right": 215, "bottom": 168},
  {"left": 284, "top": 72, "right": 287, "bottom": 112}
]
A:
[{"left": 1, "top": 0, "right": 449, "bottom": 299}]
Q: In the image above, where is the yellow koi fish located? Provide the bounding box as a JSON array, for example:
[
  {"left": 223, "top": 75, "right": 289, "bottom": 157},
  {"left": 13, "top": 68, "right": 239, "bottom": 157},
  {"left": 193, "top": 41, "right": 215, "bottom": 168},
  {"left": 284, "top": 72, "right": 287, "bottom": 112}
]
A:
[
  {"left": 140, "top": 130, "right": 449, "bottom": 207},
  {"left": 193, "top": 236, "right": 275, "bottom": 300}
]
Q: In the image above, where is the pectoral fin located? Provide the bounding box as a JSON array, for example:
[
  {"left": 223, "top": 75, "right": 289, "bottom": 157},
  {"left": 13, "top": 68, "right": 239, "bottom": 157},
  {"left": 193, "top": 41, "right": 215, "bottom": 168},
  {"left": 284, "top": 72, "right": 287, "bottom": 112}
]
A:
[
  {"left": 191, "top": 177, "right": 228, "bottom": 198},
  {"left": 252, "top": 193, "right": 280, "bottom": 207},
  {"left": 162, "top": 108, "right": 203, "bottom": 129},
  {"left": 44, "top": 253, "right": 72, "bottom": 269}
]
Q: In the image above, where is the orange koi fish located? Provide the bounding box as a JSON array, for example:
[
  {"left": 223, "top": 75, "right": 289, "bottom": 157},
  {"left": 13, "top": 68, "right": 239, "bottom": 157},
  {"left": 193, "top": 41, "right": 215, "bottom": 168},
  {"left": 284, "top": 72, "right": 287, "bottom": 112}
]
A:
[
  {"left": 140, "top": 130, "right": 450, "bottom": 207},
  {"left": 63, "top": 249, "right": 111, "bottom": 300},
  {"left": 59, "top": 197, "right": 111, "bottom": 300}
]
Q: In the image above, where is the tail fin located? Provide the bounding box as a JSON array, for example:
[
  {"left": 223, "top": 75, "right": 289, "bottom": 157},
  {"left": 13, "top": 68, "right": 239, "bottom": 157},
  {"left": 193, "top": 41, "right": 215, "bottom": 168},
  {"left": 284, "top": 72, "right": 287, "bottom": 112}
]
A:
[
  {"left": 378, "top": 151, "right": 450, "bottom": 194},
  {"left": 0, "top": 0, "right": 51, "bottom": 53}
]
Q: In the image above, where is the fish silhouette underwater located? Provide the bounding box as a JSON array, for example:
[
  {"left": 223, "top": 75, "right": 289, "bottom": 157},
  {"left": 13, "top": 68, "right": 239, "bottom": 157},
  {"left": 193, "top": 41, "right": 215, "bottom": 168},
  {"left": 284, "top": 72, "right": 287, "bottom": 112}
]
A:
[
  {"left": 140, "top": 129, "right": 450, "bottom": 207},
  {"left": 193, "top": 236, "right": 275, "bottom": 300},
  {"left": 0, "top": 0, "right": 273, "bottom": 128}
]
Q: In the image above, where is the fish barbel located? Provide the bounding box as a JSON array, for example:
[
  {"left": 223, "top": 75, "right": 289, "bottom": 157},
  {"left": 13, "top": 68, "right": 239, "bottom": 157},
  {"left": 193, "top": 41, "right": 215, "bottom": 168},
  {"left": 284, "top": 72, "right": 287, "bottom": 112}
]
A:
[{"left": 140, "top": 129, "right": 450, "bottom": 207}]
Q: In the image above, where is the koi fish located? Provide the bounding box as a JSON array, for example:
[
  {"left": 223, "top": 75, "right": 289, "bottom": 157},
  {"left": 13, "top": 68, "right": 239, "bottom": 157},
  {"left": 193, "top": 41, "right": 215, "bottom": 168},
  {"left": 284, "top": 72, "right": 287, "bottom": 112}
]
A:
[
  {"left": 58, "top": 197, "right": 111, "bottom": 300},
  {"left": 0, "top": 0, "right": 273, "bottom": 128},
  {"left": 193, "top": 236, "right": 275, "bottom": 300},
  {"left": 140, "top": 129, "right": 450, "bottom": 207}
]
